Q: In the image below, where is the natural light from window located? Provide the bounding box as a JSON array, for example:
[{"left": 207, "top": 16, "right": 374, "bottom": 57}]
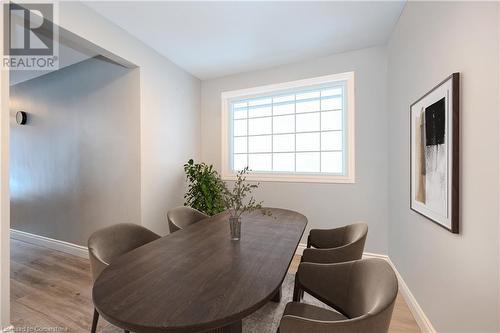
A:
[{"left": 221, "top": 72, "right": 355, "bottom": 183}]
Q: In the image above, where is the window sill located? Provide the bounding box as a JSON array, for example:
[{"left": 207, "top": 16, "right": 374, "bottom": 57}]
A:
[{"left": 221, "top": 172, "right": 355, "bottom": 184}]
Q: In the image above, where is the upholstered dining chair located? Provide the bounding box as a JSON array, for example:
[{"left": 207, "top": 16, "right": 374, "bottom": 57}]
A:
[
  {"left": 295, "top": 223, "right": 368, "bottom": 300},
  {"left": 88, "top": 223, "right": 161, "bottom": 333},
  {"left": 167, "top": 206, "right": 208, "bottom": 233},
  {"left": 279, "top": 259, "right": 398, "bottom": 333},
  {"left": 303, "top": 223, "right": 368, "bottom": 264}
]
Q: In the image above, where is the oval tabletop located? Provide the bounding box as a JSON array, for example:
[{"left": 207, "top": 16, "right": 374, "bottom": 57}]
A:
[{"left": 92, "top": 208, "right": 307, "bottom": 333}]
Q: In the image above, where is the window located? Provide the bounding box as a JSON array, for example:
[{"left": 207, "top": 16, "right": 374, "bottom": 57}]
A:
[{"left": 221, "top": 72, "right": 355, "bottom": 183}]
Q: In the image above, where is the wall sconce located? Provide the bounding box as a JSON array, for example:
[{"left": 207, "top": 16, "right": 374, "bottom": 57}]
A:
[{"left": 16, "top": 111, "right": 27, "bottom": 125}]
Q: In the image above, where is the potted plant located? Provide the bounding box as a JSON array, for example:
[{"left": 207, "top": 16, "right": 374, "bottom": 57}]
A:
[
  {"left": 222, "top": 167, "right": 271, "bottom": 240},
  {"left": 183, "top": 160, "right": 270, "bottom": 240},
  {"left": 183, "top": 159, "right": 226, "bottom": 216}
]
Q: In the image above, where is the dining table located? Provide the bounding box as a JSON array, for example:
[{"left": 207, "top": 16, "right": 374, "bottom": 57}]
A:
[{"left": 92, "top": 208, "right": 307, "bottom": 333}]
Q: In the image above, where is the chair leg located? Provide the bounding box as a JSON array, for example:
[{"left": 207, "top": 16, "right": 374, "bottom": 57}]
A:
[
  {"left": 292, "top": 276, "right": 302, "bottom": 302},
  {"left": 91, "top": 308, "right": 99, "bottom": 333},
  {"left": 293, "top": 286, "right": 304, "bottom": 301}
]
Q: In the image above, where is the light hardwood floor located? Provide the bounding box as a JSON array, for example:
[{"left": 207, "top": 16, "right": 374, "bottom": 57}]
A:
[{"left": 11, "top": 239, "right": 420, "bottom": 332}]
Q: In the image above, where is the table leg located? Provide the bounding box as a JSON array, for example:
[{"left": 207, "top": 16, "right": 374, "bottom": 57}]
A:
[
  {"left": 271, "top": 285, "right": 282, "bottom": 303},
  {"left": 207, "top": 320, "right": 242, "bottom": 333}
]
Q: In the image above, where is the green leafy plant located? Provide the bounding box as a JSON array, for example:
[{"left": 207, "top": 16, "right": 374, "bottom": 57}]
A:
[
  {"left": 183, "top": 159, "right": 226, "bottom": 216},
  {"left": 222, "top": 167, "right": 272, "bottom": 218}
]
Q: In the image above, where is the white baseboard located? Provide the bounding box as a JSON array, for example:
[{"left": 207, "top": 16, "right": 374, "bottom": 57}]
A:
[
  {"left": 10, "top": 229, "right": 89, "bottom": 259},
  {"left": 1, "top": 325, "right": 13, "bottom": 332},
  {"left": 387, "top": 259, "right": 436, "bottom": 333},
  {"left": 295, "top": 243, "right": 436, "bottom": 333}
]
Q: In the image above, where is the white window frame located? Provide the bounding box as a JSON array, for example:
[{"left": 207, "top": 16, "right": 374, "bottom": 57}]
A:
[{"left": 221, "top": 72, "right": 355, "bottom": 184}]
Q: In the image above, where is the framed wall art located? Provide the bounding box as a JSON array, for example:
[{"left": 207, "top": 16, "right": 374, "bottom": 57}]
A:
[{"left": 410, "top": 73, "right": 459, "bottom": 233}]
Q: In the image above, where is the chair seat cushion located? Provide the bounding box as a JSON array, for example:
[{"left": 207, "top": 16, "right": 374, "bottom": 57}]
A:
[{"left": 283, "top": 302, "right": 348, "bottom": 322}]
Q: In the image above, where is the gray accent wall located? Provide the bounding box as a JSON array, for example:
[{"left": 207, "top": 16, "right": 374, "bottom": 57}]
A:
[
  {"left": 10, "top": 56, "right": 141, "bottom": 246},
  {"left": 387, "top": 2, "right": 499, "bottom": 332},
  {"left": 201, "top": 46, "right": 389, "bottom": 254}
]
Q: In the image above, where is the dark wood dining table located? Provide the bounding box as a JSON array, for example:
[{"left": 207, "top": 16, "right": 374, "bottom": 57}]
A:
[{"left": 92, "top": 208, "right": 307, "bottom": 333}]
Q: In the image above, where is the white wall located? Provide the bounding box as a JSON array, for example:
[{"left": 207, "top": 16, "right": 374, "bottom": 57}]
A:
[
  {"left": 201, "top": 47, "right": 389, "bottom": 253},
  {"left": 58, "top": 2, "right": 201, "bottom": 235},
  {"left": 387, "top": 2, "right": 499, "bottom": 332},
  {"left": 0, "top": 7, "right": 10, "bottom": 328},
  {"left": 498, "top": 6, "right": 500, "bottom": 331}
]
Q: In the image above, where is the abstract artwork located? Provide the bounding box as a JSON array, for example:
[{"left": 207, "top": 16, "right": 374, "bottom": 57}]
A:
[{"left": 410, "top": 73, "right": 459, "bottom": 233}]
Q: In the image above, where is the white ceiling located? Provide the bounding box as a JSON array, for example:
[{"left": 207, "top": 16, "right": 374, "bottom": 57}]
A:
[{"left": 85, "top": 1, "right": 405, "bottom": 80}]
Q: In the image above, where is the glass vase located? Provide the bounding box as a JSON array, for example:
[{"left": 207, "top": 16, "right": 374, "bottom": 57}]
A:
[{"left": 229, "top": 217, "right": 241, "bottom": 240}]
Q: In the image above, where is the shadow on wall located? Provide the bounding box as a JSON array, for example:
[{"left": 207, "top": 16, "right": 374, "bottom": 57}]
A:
[{"left": 9, "top": 55, "right": 141, "bottom": 246}]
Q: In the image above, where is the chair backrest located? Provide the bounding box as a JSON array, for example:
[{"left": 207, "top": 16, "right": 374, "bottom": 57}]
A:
[
  {"left": 344, "top": 223, "right": 368, "bottom": 245},
  {"left": 166, "top": 206, "right": 208, "bottom": 233},
  {"left": 342, "top": 259, "right": 398, "bottom": 321},
  {"left": 305, "top": 223, "right": 368, "bottom": 264},
  {"left": 283, "top": 259, "right": 398, "bottom": 333},
  {"left": 309, "top": 222, "right": 368, "bottom": 249},
  {"left": 87, "top": 223, "right": 160, "bottom": 282}
]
